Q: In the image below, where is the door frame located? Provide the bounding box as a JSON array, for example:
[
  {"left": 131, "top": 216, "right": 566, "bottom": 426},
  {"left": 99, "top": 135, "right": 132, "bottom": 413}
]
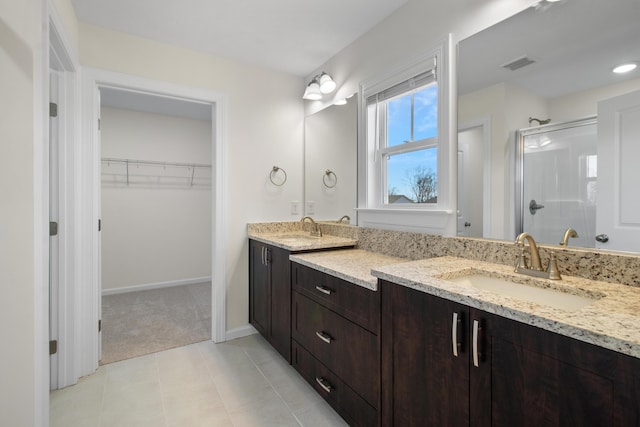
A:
[
  {"left": 48, "top": 1, "right": 81, "bottom": 391},
  {"left": 80, "top": 68, "right": 228, "bottom": 375}
]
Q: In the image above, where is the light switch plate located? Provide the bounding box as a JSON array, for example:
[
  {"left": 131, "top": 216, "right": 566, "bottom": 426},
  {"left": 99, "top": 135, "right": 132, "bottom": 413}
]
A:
[
  {"left": 290, "top": 201, "right": 300, "bottom": 215},
  {"left": 306, "top": 201, "right": 315, "bottom": 215}
]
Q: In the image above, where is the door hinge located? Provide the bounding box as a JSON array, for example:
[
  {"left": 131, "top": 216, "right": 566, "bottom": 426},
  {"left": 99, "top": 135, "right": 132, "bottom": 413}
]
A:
[
  {"left": 50, "top": 221, "right": 58, "bottom": 236},
  {"left": 99, "top": 319, "right": 102, "bottom": 332},
  {"left": 98, "top": 219, "right": 102, "bottom": 232},
  {"left": 49, "top": 102, "right": 58, "bottom": 118},
  {"left": 49, "top": 340, "right": 58, "bottom": 355},
  {"left": 98, "top": 118, "right": 101, "bottom": 130}
]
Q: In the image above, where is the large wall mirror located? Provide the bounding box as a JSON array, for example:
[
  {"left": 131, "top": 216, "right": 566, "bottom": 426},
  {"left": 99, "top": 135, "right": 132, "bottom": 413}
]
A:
[
  {"left": 457, "top": 0, "right": 640, "bottom": 253},
  {"left": 304, "top": 97, "right": 357, "bottom": 222}
]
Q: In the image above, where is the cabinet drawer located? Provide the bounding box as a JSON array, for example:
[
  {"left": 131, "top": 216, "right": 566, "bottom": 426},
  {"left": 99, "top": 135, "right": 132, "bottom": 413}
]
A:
[
  {"left": 292, "top": 291, "right": 379, "bottom": 407},
  {"left": 292, "top": 340, "right": 377, "bottom": 427},
  {"left": 292, "top": 262, "right": 379, "bottom": 333}
]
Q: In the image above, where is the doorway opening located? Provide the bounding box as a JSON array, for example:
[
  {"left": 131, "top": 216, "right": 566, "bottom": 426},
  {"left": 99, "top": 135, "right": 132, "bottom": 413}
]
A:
[
  {"left": 98, "top": 88, "right": 213, "bottom": 364},
  {"left": 77, "top": 69, "right": 227, "bottom": 377}
]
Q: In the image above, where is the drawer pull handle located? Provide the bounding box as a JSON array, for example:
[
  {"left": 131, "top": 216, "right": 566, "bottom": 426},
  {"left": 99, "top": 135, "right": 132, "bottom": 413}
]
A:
[
  {"left": 315, "top": 285, "right": 332, "bottom": 295},
  {"left": 472, "top": 319, "right": 480, "bottom": 368},
  {"left": 452, "top": 312, "right": 461, "bottom": 357},
  {"left": 316, "top": 331, "right": 333, "bottom": 344},
  {"left": 316, "top": 377, "right": 333, "bottom": 393}
]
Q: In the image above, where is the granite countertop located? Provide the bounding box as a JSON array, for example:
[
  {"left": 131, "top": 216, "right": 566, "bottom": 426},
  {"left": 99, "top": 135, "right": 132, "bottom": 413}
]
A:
[
  {"left": 290, "top": 249, "right": 405, "bottom": 291},
  {"left": 248, "top": 231, "right": 357, "bottom": 252},
  {"left": 371, "top": 256, "right": 640, "bottom": 359}
]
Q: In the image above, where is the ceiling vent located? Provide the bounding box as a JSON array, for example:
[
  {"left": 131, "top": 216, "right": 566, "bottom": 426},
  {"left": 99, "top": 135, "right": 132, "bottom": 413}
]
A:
[{"left": 501, "top": 55, "right": 536, "bottom": 71}]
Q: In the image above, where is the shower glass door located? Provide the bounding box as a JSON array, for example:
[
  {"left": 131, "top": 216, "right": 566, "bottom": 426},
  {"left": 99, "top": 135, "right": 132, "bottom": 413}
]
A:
[{"left": 517, "top": 118, "right": 597, "bottom": 247}]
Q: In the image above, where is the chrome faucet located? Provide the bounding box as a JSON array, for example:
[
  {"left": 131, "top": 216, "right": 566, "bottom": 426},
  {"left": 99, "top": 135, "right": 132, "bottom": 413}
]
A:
[
  {"left": 560, "top": 228, "right": 578, "bottom": 246},
  {"left": 337, "top": 215, "right": 350, "bottom": 224},
  {"left": 515, "top": 232, "right": 561, "bottom": 280},
  {"left": 301, "top": 216, "right": 322, "bottom": 237}
]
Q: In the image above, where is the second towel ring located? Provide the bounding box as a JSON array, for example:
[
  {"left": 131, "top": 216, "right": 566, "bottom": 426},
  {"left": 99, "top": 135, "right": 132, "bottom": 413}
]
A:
[
  {"left": 270, "top": 166, "right": 287, "bottom": 186},
  {"left": 323, "top": 169, "right": 337, "bottom": 188}
]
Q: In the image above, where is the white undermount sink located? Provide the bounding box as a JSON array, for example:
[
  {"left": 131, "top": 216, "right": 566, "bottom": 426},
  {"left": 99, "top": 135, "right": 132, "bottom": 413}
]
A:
[{"left": 446, "top": 272, "right": 602, "bottom": 311}]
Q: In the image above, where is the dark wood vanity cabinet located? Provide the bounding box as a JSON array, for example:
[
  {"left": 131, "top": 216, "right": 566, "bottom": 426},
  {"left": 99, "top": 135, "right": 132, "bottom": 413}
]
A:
[
  {"left": 249, "top": 239, "right": 292, "bottom": 362},
  {"left": 291, "top": 262, "right": 380, "bottom": 427},
  {"left": 381, "top": 280, "right": 640, "bottom": 427}
]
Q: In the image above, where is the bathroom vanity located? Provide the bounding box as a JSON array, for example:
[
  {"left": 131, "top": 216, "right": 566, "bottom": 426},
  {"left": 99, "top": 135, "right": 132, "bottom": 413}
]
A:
[
  {"left": 248, "top": 224, "right": 640, "bottom": 426},
  {"left": 248, "top": 229, "right": 356, "bottom": 362}
]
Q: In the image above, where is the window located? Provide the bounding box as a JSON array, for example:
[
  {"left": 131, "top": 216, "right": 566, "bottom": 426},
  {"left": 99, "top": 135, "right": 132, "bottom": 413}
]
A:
[
  {"left": 368, "top": 73, "right": 438, "bottom": 204},
  {"left": 357, "top": 39, "right": 453, "bottom": 234},
  {"left": 362, "top": 53, "right": 442, "bottom": 208}
]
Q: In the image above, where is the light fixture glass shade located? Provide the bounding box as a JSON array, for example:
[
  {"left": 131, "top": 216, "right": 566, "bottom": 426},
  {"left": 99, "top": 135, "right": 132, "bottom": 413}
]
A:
[
  {"left": 319, "top": 73, "right": 336, "bottom": 94},
  {"left": 303, "top": 81, "right": 322, "bottom": 100},
  {"left": 333, "top": 98, "right": 347, "bottom": 106}
]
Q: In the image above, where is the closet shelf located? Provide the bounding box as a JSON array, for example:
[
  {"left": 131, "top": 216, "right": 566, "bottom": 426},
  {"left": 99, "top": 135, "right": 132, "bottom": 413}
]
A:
[{"left": 101, "top": 157, "right": 212, "bottom": 187}]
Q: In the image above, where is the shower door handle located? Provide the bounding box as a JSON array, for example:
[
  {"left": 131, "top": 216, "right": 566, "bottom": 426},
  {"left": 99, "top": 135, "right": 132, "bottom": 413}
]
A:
[{"left": 529, "top": 199, "right": 545, "bottom": 215}]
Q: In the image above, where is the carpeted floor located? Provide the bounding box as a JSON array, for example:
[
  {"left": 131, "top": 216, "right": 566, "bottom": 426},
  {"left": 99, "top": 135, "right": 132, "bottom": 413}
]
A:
[{"left": 100, "top": 282, "right": 212, "bottom": 365}]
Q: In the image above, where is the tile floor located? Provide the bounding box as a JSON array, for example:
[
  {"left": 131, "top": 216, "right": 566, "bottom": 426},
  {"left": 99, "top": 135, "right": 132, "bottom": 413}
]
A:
[{"left": 50, "top": 334, "right": 348, "bottom": 427}]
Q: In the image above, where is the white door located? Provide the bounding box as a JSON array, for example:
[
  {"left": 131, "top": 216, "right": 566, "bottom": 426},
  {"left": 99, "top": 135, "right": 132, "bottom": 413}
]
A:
[
  {"left": 596, "top": 89, "right": 640, "bottom": 252},
  {"left": 457, "top": 126, "right": 484, "bottom": 237}
]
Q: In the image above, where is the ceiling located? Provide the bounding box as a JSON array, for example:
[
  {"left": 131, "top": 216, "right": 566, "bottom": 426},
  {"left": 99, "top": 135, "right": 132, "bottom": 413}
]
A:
[
  {"left": 458, "top": 0, "right": 640, "bottom": 99},
  {"left": 71, "top": 0, "right": 408, "bottom": 77}
]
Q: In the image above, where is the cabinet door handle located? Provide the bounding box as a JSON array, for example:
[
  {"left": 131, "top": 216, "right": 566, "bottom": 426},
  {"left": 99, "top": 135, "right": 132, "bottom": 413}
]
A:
[
  {"left": 261, "top": 247, "right": 266, "bottom": 265},
  {"left": 316, "top": 377, "right": 333, "bottom": 393},
  {"left": 315, "top": 331, "right": 333, "bottom": 344},
  {"left": 452, "top": 312, "right": 461, "bottom": 357},
  {"left": 472, "top": 319, "right": 480, "bottom": 368},
  {"left": 315, "top": 285, "right": 332, "bottom": 295}
]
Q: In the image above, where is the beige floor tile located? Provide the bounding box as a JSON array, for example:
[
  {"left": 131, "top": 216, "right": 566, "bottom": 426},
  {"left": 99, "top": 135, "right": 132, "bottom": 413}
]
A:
[
  {"left": 103, "top": 353, "right": 158, "bottom": 392},
  {"left": 51, "top": 335, "right": 350, "bottom": 427},
  {"left": 101, "top": 379, "right": 165, "bottom": 427},
  {"left": 227, "top": 387, "right": 300, "bottom": 427},
  {"left": 293, "top": 398, "right": 349, "bottom": 427},
  {"left": 164, "top": 396, "right": 232, "bottom": 427},
  {"left": 50, "top": 371, "right": 106, "bottom": 427}
]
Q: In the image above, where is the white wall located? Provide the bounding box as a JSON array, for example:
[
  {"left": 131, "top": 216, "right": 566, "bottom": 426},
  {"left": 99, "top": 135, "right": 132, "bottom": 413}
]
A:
[
  {"left": 100, "top": 107, "right": 212, "bottom": 291},
  {"left": 0, "top": 0, "right": 47, "bottom": 424},
  {"left": 549, "top": 77, "right": 640, "bottom": 121},
  {"left": 79, "top": 23, "right": 305, "bottom": 330}
]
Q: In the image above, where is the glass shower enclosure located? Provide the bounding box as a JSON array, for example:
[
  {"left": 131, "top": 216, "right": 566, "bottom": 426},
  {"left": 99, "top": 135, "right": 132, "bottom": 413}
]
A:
[{"left": 516, "top": 117, "right": 597, "bottom": 247}]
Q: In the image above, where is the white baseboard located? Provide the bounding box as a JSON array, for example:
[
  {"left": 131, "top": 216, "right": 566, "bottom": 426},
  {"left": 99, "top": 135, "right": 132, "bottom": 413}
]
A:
[
  {"left": 225, "top": 324, "right": 258, "bottom": 342},
  {"left": 102, "top": 276, "right": 212, "bottom": 296}
]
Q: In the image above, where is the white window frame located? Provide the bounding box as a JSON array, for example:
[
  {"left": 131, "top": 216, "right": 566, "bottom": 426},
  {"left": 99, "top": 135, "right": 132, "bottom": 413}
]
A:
[{"left": 356, "top": 36, "right": 456, "bottom": 234}]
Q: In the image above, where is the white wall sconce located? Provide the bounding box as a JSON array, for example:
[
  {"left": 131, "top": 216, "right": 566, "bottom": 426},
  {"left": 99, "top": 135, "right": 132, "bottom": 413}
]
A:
[{"left": 303, "top": 72, "right": 336, "bottom": 100}]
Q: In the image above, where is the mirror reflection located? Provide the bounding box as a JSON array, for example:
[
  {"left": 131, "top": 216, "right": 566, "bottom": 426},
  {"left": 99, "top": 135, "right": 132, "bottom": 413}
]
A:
[
  {"left": 304, "top": 97, "right": 357, "bottom": 222},
  {"left": 457, "top": 0, "right": 640, "bottom": 252}
]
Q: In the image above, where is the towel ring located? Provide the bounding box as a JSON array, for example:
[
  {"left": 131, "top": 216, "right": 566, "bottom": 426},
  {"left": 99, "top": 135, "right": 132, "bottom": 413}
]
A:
[
  {"left": 323, "top": 169, "right": 337, "bottom": 188},
  {"left": 269, "top": 166, "right": 287, "bottom": 186}
]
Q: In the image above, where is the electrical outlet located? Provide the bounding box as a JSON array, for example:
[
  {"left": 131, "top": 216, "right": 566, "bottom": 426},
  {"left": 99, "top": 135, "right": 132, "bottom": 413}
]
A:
[
  {"left": 290, "top": 201, "right": 300, "bottom": 215},
  {"left": 306, "top": 201, "right": 315, "bottom": 215}
]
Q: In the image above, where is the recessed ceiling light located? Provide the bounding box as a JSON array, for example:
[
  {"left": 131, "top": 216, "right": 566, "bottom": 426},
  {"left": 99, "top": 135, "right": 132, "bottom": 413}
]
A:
[{"left": 613, "top": 63, "right": 638, "bottom": 74}]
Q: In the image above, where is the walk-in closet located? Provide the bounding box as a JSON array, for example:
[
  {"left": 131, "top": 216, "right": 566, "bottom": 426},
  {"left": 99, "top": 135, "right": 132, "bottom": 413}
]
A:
[{"left": 99, "top": 89, "right": 213, "bottom": 364}]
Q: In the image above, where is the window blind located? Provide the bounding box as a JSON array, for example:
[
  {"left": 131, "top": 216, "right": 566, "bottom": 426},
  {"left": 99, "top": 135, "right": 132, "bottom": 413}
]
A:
[{"left": 366, "top": 58, "right": 437, "bottom": 105}]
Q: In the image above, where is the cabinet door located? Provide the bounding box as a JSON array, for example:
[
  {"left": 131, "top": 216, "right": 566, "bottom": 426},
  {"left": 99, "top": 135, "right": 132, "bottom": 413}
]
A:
[
  {"left": 381, "top": 280, "right": 470, "bottom": 427},
  {"left": 471, "top": 308, "right": 618, "bottom": 427},
  {"left": 269, "top": 245, "right": 291, "bottom": 362},
  {"left": 249, "top": 240, "right": 269, "bottom": 337}
]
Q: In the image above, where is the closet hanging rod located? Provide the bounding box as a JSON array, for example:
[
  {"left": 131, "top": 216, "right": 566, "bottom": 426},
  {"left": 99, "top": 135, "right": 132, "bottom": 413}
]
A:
[{"left": 101, "top": 157, "right": 212, "bottom": 169}]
